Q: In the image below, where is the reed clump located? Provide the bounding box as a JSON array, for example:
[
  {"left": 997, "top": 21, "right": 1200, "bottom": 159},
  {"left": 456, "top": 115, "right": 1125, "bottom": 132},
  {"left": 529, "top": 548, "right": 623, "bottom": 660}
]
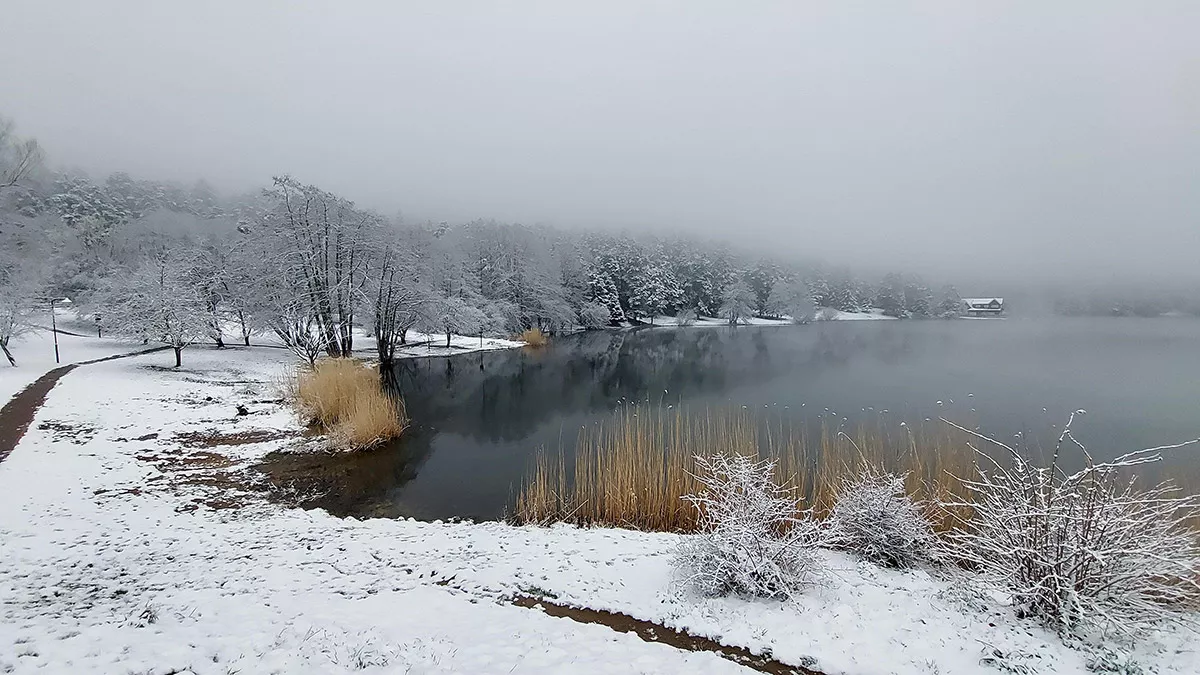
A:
[
  {"left": 518, "top": 326, "right": 549, "bottom": 347},
  {"left": 514, "top": 404, "right": 978, "bottom": 532},
  {"left": 289, "top": 358, "right": 408, "bottom": 450}
]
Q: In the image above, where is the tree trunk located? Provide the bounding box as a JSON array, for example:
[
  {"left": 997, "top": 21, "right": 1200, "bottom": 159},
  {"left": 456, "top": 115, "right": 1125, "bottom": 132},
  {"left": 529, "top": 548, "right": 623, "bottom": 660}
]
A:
[
  {"left": 400, "top": 328, "right": 407, "bottom": 345},
  {"left": 215, "top": 335, "right": 225, "bottom": 349},
  {"left": 1, "top": 340, "right": 16, "bottom": 367},
  {"left": 445, "top": 332, "right": 451, "bottom": 348},
  {"left": 243, "top": 334, "right": 250, "bottom": 347},
  {"left": 173, "top": 346, "right": 182, "bottom": 368}
]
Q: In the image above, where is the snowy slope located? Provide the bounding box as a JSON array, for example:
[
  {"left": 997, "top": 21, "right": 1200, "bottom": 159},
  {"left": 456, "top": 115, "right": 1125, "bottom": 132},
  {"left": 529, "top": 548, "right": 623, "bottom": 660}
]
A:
[{"left": 1, "top": 347, "right": 1196, "bottom": 675}]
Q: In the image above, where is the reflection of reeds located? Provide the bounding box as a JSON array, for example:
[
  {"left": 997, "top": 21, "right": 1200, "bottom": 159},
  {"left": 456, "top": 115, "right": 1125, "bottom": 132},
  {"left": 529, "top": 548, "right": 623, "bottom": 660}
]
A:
[{"left": 514, "top": 404, "right": 981, "bottom": 532}]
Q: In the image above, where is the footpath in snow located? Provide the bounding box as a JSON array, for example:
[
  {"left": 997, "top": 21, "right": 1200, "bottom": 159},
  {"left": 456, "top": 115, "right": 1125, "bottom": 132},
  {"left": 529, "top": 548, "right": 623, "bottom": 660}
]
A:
[{"left": 1, "top": 346, "right": 1196, "bottom": 674}]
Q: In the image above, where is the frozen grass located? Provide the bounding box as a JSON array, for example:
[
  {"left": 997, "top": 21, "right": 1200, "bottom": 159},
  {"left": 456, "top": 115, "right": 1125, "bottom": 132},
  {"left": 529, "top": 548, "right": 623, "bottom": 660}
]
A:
[
  {"left": 289, "top": 358, "right": 408, "bottom": 449},
  {"left": 518, "top": 326, "right": 549, "bottom": 347},
  {"left": 514, "top": 404, "right": 977, "bottom": 531}
]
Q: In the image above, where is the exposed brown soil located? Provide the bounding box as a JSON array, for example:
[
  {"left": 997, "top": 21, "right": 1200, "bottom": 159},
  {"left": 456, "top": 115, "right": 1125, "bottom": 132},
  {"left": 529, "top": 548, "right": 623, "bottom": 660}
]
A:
[
  {"left": 511, "top": 595, "right": 823, "bottom": 675},
  {"left": 36, "top": 420, "right": 97, "bottom": 444},
  {"left": 173, "top": 429, "right": 301, "bottom": 448}
]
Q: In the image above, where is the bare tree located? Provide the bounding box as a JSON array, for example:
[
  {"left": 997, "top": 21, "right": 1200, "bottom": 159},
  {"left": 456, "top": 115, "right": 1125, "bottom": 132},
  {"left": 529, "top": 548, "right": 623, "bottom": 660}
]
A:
[
  {"left": 422, "top": 295, "right": 486, "bottom": 348},
  {"left": 262, "top": 176, "right": 374, "bottom": 358},
  {"left": 97, "top": 252, "right": 209, "bottom": 367},
  {"left": 368, "top": 236, "right": 431, "bottom": 366},
  {"left": 0, "top": 115, "right": 43, "bottom": 192},
  {"left": 0, "top": 237, "right": 48, "bottom": 366}
]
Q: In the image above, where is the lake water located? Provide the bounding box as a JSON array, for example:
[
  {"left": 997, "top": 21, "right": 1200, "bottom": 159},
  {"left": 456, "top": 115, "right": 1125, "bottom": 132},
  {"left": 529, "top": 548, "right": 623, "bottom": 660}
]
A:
[{"left": 259, "top": 318, "right": 1200, "bottom": 521}]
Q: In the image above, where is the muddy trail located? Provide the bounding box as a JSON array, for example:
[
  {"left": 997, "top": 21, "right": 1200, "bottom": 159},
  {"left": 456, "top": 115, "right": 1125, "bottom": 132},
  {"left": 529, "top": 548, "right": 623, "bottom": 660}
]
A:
[
  {"left": 512, "top": 595, "right": 823, "bottom": 675},
  {"left": 0, "top": 347, "right": 168, "bottom": 463}
]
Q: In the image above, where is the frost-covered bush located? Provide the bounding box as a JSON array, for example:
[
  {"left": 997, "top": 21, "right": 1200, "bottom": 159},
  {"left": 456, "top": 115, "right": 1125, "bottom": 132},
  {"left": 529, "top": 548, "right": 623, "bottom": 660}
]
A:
[
  {"left": 825, "top": 469, "right": 935, "bottom": 568},
  {"left": 943, "top": 414, "right": 1200, "bottom": 639},
  {"left": 674, "top": 307, "right": 697, "bottom": 326},
  {"left": 579, "top": 302, "right": 611, "bottom": 329},
  {"left": 675, "top": 454, "right": 822, "bottom": 600}
]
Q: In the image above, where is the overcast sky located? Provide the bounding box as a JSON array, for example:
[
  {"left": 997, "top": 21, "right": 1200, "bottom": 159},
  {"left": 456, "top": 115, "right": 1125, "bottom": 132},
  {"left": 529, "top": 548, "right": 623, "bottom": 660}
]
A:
[{"left": 2, "top": 1, "right": 1197, "bottom": 287}]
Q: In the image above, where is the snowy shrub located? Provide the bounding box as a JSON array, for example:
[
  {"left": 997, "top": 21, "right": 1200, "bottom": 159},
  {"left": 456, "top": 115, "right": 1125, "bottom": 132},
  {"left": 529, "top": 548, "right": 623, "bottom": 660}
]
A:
[
  {"left": 825, "top": 469, "right": 935, "bottom": 568},
  {"left": 943, "top": 414, "right": 1200, "bottom": 640},
  {"left": 579, "top": 302, "right": 611, "bottom": 329},
  {"left": 674, "top": 307, "right": 697, "bottom": 326},
  {"left": 675, "top": 454, "right": 822, "bottom": 600}
]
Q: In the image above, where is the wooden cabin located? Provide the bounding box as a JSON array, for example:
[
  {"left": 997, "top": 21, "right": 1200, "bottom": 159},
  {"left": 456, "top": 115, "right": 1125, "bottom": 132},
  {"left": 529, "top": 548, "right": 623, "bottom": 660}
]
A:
[{"left": 962, "top": 298, "right": 1004, "bottom": 316}]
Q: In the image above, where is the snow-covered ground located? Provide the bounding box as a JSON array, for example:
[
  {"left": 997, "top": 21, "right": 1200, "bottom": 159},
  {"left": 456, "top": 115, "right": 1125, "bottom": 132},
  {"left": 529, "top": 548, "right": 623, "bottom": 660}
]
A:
[
  {"left": 815, "top": 308, "right": 898, "bottom": 321},
  {"left": 0, "top": 325, "right": 142, "bottom": 404},
  {"left": 646, "top": 315, "right": 795, "bottom": 327},
  {"left": 2, "top": 316, "right": 526, "bottom": 410},
  {"left": 642, "top": 308, "right": 896, "bottom": 328},
  {"left": 385, "top": 330, "right": 526, "bottom": 358},
  {"left": 1, "top": 346, "right": 1197, "bottom": 674}
]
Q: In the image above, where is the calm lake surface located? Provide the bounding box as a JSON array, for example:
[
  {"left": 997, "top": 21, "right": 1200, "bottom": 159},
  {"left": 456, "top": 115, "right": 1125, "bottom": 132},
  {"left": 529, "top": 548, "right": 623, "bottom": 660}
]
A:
[{"left": 264, "top": 318, "right": 1200, "bottom": 521}]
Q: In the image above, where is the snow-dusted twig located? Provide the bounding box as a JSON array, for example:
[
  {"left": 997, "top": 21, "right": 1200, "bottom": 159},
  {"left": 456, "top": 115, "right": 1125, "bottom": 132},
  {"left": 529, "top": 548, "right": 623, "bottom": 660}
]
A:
[
  {"left": 674, "top": 454, "right": 822, "bottom": 600},
  {"left": 940, "top": 415, "right": 1200, "bottom": 641},
  {"left": 824, "top": 468, "right": 936, "bottom": 568}
]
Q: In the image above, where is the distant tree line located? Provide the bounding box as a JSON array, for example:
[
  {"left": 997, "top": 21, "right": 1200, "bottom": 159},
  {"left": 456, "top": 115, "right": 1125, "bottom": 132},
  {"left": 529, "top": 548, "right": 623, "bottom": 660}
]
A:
[{"left": 0, "top": 112, "right": 967, "bottom": 369}]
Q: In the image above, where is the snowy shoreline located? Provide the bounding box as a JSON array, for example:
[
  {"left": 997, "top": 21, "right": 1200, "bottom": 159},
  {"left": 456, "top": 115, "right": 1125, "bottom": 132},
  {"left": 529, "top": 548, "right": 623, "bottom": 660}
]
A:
[{"left": 2, "top": 345, "right": 1197, "bottom": 674}]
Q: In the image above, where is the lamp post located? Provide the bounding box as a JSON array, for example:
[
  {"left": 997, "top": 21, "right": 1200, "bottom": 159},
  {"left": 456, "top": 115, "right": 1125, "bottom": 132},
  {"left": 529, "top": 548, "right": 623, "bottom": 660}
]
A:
[{"left": 49, "top": 297, "right": 71, "bottom": 364}]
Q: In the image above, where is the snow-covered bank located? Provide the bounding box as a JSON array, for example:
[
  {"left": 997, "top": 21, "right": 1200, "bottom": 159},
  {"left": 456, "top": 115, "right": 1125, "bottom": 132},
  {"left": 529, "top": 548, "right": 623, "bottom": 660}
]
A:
[
  {"left": 815, "top": 308, "right": 898, "bottom": 321},
  {"left": 1, "top": 347, "right": 1196, "bottom": 675},
  {"left": 1, "top": 323, "right": 524, "bottom": 410},
  {"left": 641, "top": 308, "right": 899, "bottom": 327},
  {"left": 0, "top": 326, "right": 138, "bottom": 403},
  {"left": 384, "top": 330, "right": 526, "bottom": 358},
  {"left": 643, "top": 315, "right": 794, "bottom": 328}
]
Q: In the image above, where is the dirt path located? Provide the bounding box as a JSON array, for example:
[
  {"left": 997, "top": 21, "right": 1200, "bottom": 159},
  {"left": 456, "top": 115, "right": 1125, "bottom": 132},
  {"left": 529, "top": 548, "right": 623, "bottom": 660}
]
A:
[
  {"left": 0, "top": 347, "right": 168, "bottom": 463},
  {"left": 512, "top": 595, "right": 822, "bottom": 675}
]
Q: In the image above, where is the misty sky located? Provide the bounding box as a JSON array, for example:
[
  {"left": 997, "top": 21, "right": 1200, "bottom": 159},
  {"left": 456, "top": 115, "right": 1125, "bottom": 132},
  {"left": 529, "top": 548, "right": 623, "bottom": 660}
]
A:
[{"left": 2, "top": 1, "right": 1198, "bottom": 286}]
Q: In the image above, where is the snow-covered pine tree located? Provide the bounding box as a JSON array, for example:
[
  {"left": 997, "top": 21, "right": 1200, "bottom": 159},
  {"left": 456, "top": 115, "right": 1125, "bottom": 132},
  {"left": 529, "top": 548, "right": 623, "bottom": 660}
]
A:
[
  {"left": 902, "top": 277, "right": 933, "bottom": 318},
  {"left": 586, "top": 265, "right": 625, "bottom": 324},
  {"left": 875, "top": 273, "right": 906, "bottom": 317},
  {"left": 629, "top": 252, "right": 683, "bottom": 322},
  {"left": 744, "top": 260, "right": 781, "bottom": 316},
  {"left": 807, "top": 272, "right": 832, "bottom": 309},
  {"left": 934, "top": 284, "right": 963, "bottom": 318}
]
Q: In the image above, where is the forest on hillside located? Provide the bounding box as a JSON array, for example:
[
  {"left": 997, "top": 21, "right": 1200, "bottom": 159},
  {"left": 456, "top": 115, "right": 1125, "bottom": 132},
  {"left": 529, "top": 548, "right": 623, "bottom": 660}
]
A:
[{"left": 0, "top": 112, "right": 975, "bottom": 368}]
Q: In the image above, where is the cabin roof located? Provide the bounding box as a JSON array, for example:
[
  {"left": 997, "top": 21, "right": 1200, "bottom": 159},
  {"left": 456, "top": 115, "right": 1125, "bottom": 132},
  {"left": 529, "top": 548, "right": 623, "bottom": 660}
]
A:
[{"left": 962, "top": 298, "right": 1004, "bottom": 305}]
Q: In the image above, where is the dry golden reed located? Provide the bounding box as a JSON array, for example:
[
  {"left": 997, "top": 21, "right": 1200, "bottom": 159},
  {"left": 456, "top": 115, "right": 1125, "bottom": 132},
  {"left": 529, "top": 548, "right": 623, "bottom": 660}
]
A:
[
  {"left": 518, "top": 326, "right": 549, "bottom": 347},
  {"left": 289, "top": 358, "right": 409, "bottom": 450},
  {"left": 515, "top": 404, "right": 979, "bottom": 532}
]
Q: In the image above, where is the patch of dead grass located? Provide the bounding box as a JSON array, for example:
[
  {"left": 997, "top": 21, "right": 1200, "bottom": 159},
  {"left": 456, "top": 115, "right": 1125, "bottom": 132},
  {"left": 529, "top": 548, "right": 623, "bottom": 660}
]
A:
[
  {"left": 288, "top": 358, "right": 409, "bottom": 450},
  {"left": 518, "top": 327, "right": 549, "bottom": 347}
]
